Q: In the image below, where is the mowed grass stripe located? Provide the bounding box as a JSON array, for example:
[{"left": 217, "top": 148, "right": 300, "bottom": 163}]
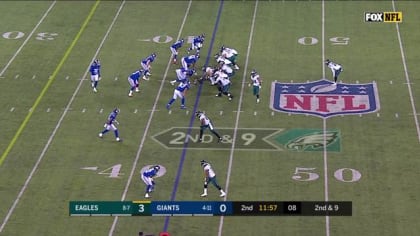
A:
[{"left": 0, "top": 1, "right": 100, "bottom": 166}]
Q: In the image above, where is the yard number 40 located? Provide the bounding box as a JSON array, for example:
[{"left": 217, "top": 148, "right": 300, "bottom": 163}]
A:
[{"left": 292, "top": 167, "right": 361, "bottom": 182}]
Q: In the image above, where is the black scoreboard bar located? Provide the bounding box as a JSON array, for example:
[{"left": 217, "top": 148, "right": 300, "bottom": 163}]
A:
[
  {"left": 232, "top": 201, "right": 352, "bottom": 216},
  {"left": 69, "top": 201, "right": 352, "bottom": 216}
]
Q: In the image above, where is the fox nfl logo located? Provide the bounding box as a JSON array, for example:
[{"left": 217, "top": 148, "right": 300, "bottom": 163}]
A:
[{"left": 365, "top": 12, "right": 402, "bottom": 22}]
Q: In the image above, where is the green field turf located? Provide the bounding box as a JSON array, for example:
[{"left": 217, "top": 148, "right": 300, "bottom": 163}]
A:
[{"left": 0, "top": 1, "right": 419, "bottom": 236}]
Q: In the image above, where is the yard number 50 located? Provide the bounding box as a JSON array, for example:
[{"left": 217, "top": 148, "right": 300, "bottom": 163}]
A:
[
  {"left": 292, "top": 167, "right": 361, "bottom": 183},
  {"left": 298, "top": 36, "right": 350, "bottom": 45}
]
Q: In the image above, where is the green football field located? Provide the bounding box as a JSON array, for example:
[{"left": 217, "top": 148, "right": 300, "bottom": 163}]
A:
[{"left": 0, "top": 1, "right": 419, "bottom": 235}]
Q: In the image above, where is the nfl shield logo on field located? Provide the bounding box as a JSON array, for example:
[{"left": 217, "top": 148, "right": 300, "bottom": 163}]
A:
[{"left": 270, "top": 79, "right": 380, "bottom": 118}]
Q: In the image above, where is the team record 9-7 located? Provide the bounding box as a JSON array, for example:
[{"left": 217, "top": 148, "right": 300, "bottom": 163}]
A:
[{"left": 69, "top": 201, "right": 352, "bottom": 216}]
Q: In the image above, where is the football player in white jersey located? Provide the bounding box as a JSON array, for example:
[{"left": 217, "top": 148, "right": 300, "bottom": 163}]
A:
[
  {"left": 220, "top": 46, "right": 239, "bottom": 70},
  {"left": 195, "top": 111, "right": 222, "bottom": 143},
  {"left": 214, "top": 69, "right": 233, "bottom": 101},
  {"left": 325, "top": 59, "right": 343, "bottom": 84},
  {"left": 200, "top": 160, "right": 226, "bottom": 197},
  {"left": 249, "top": 69, "right": 262, "bottom": 103}
]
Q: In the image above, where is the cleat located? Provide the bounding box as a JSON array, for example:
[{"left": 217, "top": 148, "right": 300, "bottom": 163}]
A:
[
  {"left": 218, "top": 138, "right": 223, "bottom": 143},
  {"left": 180, "top": 105, "right": 186, "bottom": 109},
  {"left": 135, "top": 88, "right": 140, "bottom": 92},
  {"left": 215, "top": 94, "right": 221, "bottom": 97},
  {"left": 256, "top": 98, "right": 260, "bottom": 103},
  {"left": 98, "top": 133, "right": 103, "bottom": 138},
  {"left": 198, "top": 138, "right": 202, "bottom": 143},
  {"left": 145, "top": 193, "right": 150, "bottom": 198},
  {"left": 116, "top": 137, "right": 121, "bottom": 142},
  {"left": 200, "top": 193, "right": 207, "bottom": 197},
  {"left": 166, "top": 104, "right": 171, "bottom": 110},
  {"left": 142, "top": 76, "right": 149, "bottom": 81},
  {"left": 228, "top": 97, "right": 232, "bottom": 101},
  {"left": 93, "top": 87, "right": 97, "bottom": 93},
  {"left": 220, "top": 192, "right": 226, "bottom": 197},
  {"left": 128, "top": 92, "right": 133, "bottom": 97}
]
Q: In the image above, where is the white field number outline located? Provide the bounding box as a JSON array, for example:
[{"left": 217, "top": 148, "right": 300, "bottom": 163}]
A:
[
  {"left": 292, "top": 167, "right": 361, "bottom": 182},
  {"left": 298, "top": 36, "right": 350, "bottom": 45},
  {"left": 98, "top": 164, "right": 124, "bottom": 178},
  {"left": 2, "top": 33, "right": 198, "bottom": 44},
  {"left": 2, "top": 31, "right": 59, "bottom": 40}
]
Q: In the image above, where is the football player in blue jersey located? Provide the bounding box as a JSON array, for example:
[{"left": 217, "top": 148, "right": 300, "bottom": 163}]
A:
[
  {"left": 166, "top": 79, "right": 191, "bottom": 110},
  {"left": 187, "top": 34, "right": 205, "bottom": 54},
  {"left": 89, "top": 59, "right": 101, "bottom": 93},
  {"left": 200, "top": 160, "right": 226, "bottom": 197},
  {"left": 195, "top": 111, "right": 223, "bottom": 143},
  {"left": 325, "top": 59, "right": 343, "bottom": 84},
  {"left": 141, "top": 53, "right": 156, "bottom": 80},
  {"left": 141, "top": 165, "right": 160, "bottom": 198},
  {"left": 170, "top": 68, "right": 195, "bottom": 85},
  {"left": 170, "top": 38, "right": 184, "bottom": 64},
  {"left": 128, "top": 69, "right": 144, "bottom": 97},
  {"left": 181, "top": 53, "right": 199, "bottom": 71},
  {"left": 98, "top": 108, "right": 122, "bottom": 142}
]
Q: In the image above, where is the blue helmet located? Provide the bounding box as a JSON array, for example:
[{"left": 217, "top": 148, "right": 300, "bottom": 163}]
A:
[
  {"left": 93, "top": 59, "right": 100, "bottom": 65},
  {"left": 152, "top": 53, "right": 157, "bottom": 58},
  {"left": 113, "top": 108, "right": 120, "bottom": 114},
  {"left": 187, "top": 69, "right": 195, "bottom": 76},
  {"left": 153, "top": 165, "right": 160, "bottom": 172}
]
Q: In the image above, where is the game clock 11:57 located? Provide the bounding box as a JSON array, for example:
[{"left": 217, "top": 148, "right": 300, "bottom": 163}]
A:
[{"left": 258, "top": 203, "right": 278, "bottom": 212}]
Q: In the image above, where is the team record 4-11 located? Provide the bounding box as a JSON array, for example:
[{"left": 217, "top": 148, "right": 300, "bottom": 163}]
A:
[{"left": 69, "top": 201, "right": 352, "bottom": 216}]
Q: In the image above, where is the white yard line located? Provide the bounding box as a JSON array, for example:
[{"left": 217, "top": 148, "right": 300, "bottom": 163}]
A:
[
  {"left": 321, "top": 1, "right": 331, "bottom": 236},
  {"left": 0, "top": 1, "right": 126, "bottom": 233},
  {"left": 0, "top": 1, "right": 56, "bottom": 77},
  {"left": 217, "top": 1, "right": 259, "bottom": 235},
  {"left": 107, "top": 1, "right": 193, "bottom": 235},
  {"left": 391, "top": 0, "right": 420, "bottom": 142}
]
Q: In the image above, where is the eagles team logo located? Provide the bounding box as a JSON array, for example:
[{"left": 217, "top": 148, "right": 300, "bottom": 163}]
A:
[
  {"left": 286, "top": 131, "right": 338, "bottom": 151},
  {"left": 270, "top": 79, "right": 380, "bottom": 118}
]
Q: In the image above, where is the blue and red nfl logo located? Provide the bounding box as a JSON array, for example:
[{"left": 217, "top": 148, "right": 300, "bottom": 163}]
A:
[{"left": 270, "top": 79, "right": 380, "bottom": 118}]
